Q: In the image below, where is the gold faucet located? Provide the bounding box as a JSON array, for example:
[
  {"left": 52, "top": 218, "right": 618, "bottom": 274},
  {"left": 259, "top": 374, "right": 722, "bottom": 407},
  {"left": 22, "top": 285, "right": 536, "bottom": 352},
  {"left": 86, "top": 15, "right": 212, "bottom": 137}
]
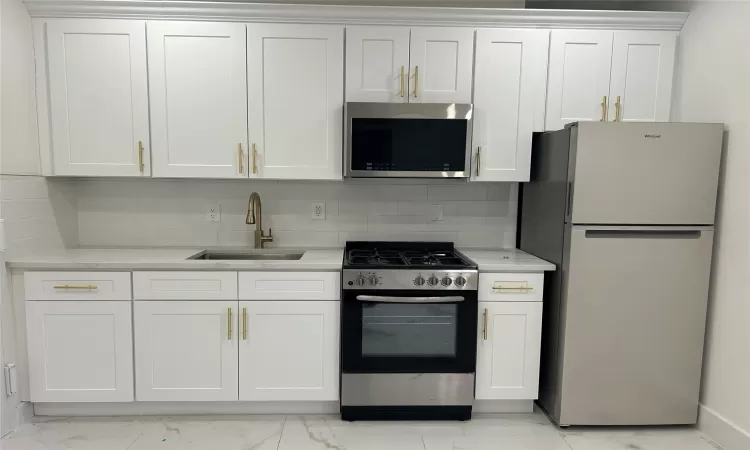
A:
[{"left": 245, "top": 192, "right": 273, "bottom": 249}]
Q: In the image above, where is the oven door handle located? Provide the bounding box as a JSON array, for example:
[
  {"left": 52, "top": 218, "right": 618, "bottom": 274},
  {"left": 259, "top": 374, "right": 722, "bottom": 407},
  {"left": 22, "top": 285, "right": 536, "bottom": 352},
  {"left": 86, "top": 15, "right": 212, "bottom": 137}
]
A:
[{"left": 355, "top": 295, "right": 465, "bottom": 303}]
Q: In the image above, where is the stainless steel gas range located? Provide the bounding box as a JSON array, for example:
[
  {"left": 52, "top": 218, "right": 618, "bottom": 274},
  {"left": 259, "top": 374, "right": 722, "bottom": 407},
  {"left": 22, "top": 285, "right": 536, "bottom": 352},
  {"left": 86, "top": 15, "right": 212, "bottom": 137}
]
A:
[{"left": 340, "top": 242, "right": 479, "bottom": 421}]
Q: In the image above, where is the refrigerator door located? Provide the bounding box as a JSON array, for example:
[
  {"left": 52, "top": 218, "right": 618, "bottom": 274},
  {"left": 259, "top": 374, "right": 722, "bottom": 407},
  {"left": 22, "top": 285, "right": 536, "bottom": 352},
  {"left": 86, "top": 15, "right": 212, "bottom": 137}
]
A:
[
  {"left": 557, "top": 225, "right": 713, "bottom": 426},
  {"left": 569, "top": 122, "right": 723, "bottom": 225}
]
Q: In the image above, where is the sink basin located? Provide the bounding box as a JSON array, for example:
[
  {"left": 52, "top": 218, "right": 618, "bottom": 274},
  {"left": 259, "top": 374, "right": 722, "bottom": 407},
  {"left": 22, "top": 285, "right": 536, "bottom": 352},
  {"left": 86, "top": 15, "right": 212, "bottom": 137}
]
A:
[{"left": 188, "top": 250, "right": 304, "bottom": 261}]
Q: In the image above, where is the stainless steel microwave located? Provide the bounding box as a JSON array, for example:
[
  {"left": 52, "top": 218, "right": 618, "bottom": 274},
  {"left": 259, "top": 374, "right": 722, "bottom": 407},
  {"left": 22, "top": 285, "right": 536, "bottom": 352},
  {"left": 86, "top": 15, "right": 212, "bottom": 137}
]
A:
[{"left": 344, "top": 102, "right": 473, "bottom": 178}]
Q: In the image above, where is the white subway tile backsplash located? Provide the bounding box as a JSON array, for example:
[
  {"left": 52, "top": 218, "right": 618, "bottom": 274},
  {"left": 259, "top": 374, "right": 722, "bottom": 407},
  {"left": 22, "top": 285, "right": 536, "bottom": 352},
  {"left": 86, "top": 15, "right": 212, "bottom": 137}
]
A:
[{"left": 71, "top": 179, "right": 518, "bottom": 248}]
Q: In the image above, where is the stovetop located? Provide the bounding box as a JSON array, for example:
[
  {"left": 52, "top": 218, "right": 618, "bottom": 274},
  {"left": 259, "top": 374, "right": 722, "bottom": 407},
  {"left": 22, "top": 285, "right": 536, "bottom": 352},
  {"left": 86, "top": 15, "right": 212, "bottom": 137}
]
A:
[
  {"left": 343, "top": 242, "right": 478, "bottom": 291},
  {"left": 344, "top": 242, "right": 476, "bottom": 270}
]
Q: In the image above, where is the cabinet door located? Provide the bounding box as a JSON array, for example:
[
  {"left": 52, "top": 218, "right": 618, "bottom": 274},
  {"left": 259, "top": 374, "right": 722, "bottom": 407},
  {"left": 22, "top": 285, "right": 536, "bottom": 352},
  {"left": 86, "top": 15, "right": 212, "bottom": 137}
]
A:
[
  {"left": 248, "top": 24, "right": 344, "bottom": 180},
  {"left": 546, "top": 30, "right": 614, "bottom": 130},
  {"left": 409, "top": 27, "right": 474, "bottom": 103},
  {"left": 472, "top": 29, "right": 549, "bottom": 182},
  {"left": 26, "top": 301, "right": 133, "bottom": 402},
  {"left": 345, "top": 26, "right": 410, "bottom": 103},
  {"left": 134, "top": 301, "right": 238, "bottom": 401},
  {"left": 148, "top": 22, "right": 248, "bottom": 178},
  {"left": 45, "top": 19, "right": 150, "bottom": 176},
  {"left": 475, "top": 302, "right": 542, "bottom": 400},
  {"left": 609, "top": 31, "right": 676, "bottom": 122},
  {"left": 239, "top": 301, "right": 339, "bottom": 401}
]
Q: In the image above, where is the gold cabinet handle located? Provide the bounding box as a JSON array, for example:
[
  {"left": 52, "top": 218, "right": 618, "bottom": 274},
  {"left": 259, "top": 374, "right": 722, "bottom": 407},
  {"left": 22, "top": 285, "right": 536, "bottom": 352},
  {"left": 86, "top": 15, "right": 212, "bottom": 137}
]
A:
[
  {"left": 483, "top": 308, "right": 488, "bottom": 341},
  {"left": 601, "top": 95, "right": 608, "bottom": 121},
  {"left": 252, "top": 143, "right": 257, "bottom": 174},
  {"left": 475, "top": 146, "right": 481, "bottom": 176},
  {"left": 400, "top": 66, "right": 405, "bottom": 98},
  {"left": 615, "top": 96, "right": 622, "bottom": 122},
  {"left": 413, "top": 66, "right": 419, "bottom": 97},
  {"left": 53, "top": 284, "right": 97, "bottom": 290},
  {"left": 492, "top": 286, "right": 534, "bottom": 291},
  {"left": 227, "top": 307, "right": 232, "bottom": 340},
  {"left": 138, "top": 141, "right": 144, "bottom": 173},
  {"left": 238, "top": 143, "right": 244, "bottom": 174},
  {"left": 242, "top": 307, "right": 247, "bottom": 340}
]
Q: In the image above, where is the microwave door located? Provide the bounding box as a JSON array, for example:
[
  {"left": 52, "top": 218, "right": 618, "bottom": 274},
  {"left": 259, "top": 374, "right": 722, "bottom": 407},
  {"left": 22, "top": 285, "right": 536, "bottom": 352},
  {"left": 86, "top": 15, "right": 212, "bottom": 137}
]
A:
[{"left": 345, "top": 102, "right": 473, "bottom": 178}]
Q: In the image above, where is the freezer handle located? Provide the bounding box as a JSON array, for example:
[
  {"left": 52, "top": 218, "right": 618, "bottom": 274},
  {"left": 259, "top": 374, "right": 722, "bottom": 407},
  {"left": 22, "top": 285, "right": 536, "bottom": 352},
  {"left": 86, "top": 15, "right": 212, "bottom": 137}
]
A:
[{"left": 584, "top": 230, "right": 702, "bottom": 239}]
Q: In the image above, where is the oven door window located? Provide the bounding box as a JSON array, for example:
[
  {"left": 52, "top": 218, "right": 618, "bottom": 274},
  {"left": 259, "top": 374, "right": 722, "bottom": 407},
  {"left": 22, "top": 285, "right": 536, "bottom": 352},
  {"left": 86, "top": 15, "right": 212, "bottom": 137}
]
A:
[
  {"left": 341, "top": 292, "right": 478, "bottom": 373},
  {"left": 362, "top": 303, "right": 457, "bottom": 357}
]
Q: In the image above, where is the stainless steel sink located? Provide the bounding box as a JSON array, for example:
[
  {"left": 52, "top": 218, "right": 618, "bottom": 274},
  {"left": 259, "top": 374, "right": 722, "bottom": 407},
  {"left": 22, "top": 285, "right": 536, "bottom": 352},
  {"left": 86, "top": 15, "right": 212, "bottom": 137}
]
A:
[{"left": 188, "top": 250, "right": 304, "bottom": 261}]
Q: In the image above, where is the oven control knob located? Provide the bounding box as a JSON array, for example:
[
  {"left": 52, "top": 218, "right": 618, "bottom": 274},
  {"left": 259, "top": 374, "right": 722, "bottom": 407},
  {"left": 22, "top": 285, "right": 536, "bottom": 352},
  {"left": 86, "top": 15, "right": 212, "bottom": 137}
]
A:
[
  {"left": 427, "top": 275, "right": 440, "bottom": 286},
  {"left": 354, "top": 275, "right": 366, "bottom": 287},
  {"left": 368, "top": 275, "right": 379, "bottom": 286},
  {"left": 441, "top": 277, "right": 453, "bottom": 287},
  {"left": 413, "top": 276, "right": 426, "bottom": 287},
  {"left": 454, "top": 276, "right": 467, "bottom": 287}
]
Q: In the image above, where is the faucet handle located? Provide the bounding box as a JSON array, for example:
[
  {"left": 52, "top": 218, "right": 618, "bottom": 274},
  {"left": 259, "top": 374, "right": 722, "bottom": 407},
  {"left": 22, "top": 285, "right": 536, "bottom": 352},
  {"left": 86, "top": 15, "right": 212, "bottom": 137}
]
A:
[{"left": 261, "top": 228, "right": 274, "bottom": 243}]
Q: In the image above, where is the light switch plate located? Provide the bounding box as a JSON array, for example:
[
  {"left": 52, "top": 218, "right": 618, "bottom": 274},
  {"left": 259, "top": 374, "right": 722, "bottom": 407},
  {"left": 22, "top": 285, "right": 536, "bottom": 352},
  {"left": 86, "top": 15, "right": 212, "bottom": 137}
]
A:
[{"left": 312, "top": 202, "right": 326, "bottom": 220}]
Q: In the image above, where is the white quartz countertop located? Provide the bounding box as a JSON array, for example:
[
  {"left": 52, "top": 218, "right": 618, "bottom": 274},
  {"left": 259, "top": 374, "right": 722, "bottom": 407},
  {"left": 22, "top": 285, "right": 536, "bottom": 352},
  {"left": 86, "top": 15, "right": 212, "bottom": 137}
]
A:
[
  {"left": 6, "top": 247, "right": 555, "bottom": 272},
  {"left": 5, "top": 248, "right": 345, "bottom": 271},
  {"left": 459, "top": 248, "right": 556, "bottom": 272}
]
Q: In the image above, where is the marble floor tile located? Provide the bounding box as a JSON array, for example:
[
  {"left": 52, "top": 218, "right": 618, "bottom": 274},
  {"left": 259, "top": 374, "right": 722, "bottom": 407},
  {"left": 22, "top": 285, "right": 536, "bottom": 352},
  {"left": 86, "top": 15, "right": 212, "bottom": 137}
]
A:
[{"left": 0, "top": 413, "right": 725, "bottom": 450}]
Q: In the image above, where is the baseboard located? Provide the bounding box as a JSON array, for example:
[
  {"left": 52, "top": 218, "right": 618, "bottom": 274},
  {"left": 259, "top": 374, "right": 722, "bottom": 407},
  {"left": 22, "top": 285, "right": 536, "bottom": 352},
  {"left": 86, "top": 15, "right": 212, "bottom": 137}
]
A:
[
  {"left": 698, "top": 405, "right": 750, "bottom": 450},
  {"left": 19, "top": 401, "right": 33, "bottom": 425},
  {"left": 33, "top": 401, "right": 339, "bottom": 417},
  {"left": 33, "top": 400, "right": 533, "bottom": 417},
  {"left": 472, "top": 400, "right": 534, "bottom": 413}
]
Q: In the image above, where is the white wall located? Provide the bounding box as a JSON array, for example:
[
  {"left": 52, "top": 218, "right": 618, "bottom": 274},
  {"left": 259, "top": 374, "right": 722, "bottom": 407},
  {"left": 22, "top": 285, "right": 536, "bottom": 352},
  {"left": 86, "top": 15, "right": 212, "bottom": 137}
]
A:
[
  {"left": 0, "top": 0, "right": 39, "bottom": 175},
  {"left": 74, "top": 178, "right": 518, "bottom": 249},
  {"left": 671, "top": 2, "right": 750, "bottom": 449}
]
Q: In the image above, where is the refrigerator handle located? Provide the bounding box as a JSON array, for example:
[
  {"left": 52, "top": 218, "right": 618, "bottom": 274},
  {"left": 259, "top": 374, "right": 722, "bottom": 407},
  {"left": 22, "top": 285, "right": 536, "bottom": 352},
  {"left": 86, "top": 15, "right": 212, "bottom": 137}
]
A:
[
  {"left": 584, "top": 230, "right": 703, "bottom": 239},
  {"left": 565, "top": 183, "right": 573, "bottom": 219}
]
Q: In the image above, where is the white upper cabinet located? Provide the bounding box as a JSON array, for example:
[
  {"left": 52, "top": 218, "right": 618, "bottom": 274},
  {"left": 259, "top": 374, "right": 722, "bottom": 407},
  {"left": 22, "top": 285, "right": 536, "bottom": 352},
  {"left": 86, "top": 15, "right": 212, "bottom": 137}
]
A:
[
  {"left": 409, "top": 27, "right": 475, "bottom": 103},
  {"left": 475, "top": 301, "right": 543, "bottom": 400},
  {"left": 472, "top": 29, "right": 549, "bottom": 182},
  {"left": 26, "top": 301, "right": 134, "bottom": 402},
  {"left": 247, "top": 24, "right": 344, "bottom": 180},
  {"left": 134, "top": 301, "right": 239, "bottom": 401},
  {"left": 45, "top": 19, "right": 150, "bottom": 177},
  {"left": 148, "top": 22, "right": 248, "bottom": 178},
  {"left": 239, "top": 301, "right": 339, "bottom": 401},
  {"left": 609, "top": 31, "right": 676, "bottom": 122},
  {"left": 345, "top": 26, "right": 410, "bottom": 103},
  {"left": 546, "top": 30, "right": 615, "bottom": 130}
]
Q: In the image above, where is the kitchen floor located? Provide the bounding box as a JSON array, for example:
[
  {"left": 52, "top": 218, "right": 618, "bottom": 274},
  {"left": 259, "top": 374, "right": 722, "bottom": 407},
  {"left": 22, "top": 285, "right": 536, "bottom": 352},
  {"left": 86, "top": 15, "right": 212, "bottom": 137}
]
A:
[{"left": 1, "top": 412, "right": 723, "bottom": 450}]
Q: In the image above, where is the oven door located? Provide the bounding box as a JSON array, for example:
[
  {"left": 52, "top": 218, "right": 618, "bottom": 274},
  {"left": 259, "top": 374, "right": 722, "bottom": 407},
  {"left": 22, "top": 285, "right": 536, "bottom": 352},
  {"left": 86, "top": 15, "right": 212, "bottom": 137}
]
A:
[
  {"left": 341, "top": 289, "right": 478, "bottom": 373},
  {"left": 345, "top": 102, "right": 473, "bottom": 178}
]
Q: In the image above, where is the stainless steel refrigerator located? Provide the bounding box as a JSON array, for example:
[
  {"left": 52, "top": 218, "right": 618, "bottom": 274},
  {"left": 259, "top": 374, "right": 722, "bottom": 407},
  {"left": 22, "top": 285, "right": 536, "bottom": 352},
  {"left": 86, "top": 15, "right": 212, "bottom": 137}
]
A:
[{"left": 519, "top": 122, "right": 723, "bottom": 426}]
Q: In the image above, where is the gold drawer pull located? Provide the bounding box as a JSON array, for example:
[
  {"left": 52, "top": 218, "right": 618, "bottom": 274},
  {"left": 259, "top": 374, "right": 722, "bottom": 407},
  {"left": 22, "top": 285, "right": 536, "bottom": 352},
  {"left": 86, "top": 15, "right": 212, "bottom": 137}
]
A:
[
  {"left": 492, "top": 286, "right": 534, "bottom": 291},
  {"left": 242, "top": 307, "right": 247, "bottom": 340},
  {"left": 54, "top": 285, "right": 97, "bottom": 290},
  {"left": 482, "top": 308, "right": 488, "bottom": 341},
  {"left": 228, "top": 308, "right": 232, "bottom": 340}
]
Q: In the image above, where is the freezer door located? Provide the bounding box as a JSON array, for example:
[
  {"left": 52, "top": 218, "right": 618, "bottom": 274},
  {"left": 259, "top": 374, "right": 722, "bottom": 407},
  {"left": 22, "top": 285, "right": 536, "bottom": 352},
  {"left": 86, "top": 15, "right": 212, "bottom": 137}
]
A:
[
  {"left": 558, "top": 226, "right": 713, "bottom": 426},
  {"left": 570, "top": 122, "right": 723, "bottom": 225}
]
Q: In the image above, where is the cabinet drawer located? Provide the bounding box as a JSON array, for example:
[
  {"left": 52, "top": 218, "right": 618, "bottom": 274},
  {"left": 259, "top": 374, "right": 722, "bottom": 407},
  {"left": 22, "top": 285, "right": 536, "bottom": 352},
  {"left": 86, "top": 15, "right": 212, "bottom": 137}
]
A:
[
  {"left": 133, "top": 272, "right": 238, "bottom": 300},
  {"left": 239, "top": 272, "right": 340, "bottom": 300},
  {"left": 24, "top": 272, "right": 132, "bottom": 301},
  {"left": 478, "top": 273, "right": 543, "bottom": 302}
]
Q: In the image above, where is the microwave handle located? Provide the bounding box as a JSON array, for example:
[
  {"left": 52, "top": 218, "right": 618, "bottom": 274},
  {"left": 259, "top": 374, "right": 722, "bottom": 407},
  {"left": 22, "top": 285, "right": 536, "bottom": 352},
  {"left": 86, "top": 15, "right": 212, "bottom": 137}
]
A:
[{"left": 355, "top": 295, "right": 465, "bottom": 303}]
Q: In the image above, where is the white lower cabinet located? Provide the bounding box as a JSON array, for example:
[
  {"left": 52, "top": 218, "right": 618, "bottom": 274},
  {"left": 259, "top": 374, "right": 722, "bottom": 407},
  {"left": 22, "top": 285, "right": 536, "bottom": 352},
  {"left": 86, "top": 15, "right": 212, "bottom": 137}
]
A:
[
  {"left": 239, "top": 301, "right": 339, "bottom": 401},
  {"left": 134, "top": 301, "right": 239, "bottom": 401},
  {"left": 475, "top": 301, "right": 543, "bottom": 400},
  {"left": 26, "top": 301, "right": 134, "bottom": 402}
]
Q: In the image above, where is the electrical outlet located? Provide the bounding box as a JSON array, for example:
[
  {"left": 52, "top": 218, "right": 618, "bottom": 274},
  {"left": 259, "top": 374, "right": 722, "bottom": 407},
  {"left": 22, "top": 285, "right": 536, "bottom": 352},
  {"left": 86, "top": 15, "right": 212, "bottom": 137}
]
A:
[
  {"left": 312, "top": 202, "right": 326, "bottom": 220},
  {"left": 429, "top": 204, "right": 444, "bottom": 222},
  {"left": 206, "top": 204, "right": 221, "bottom": 222}
]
